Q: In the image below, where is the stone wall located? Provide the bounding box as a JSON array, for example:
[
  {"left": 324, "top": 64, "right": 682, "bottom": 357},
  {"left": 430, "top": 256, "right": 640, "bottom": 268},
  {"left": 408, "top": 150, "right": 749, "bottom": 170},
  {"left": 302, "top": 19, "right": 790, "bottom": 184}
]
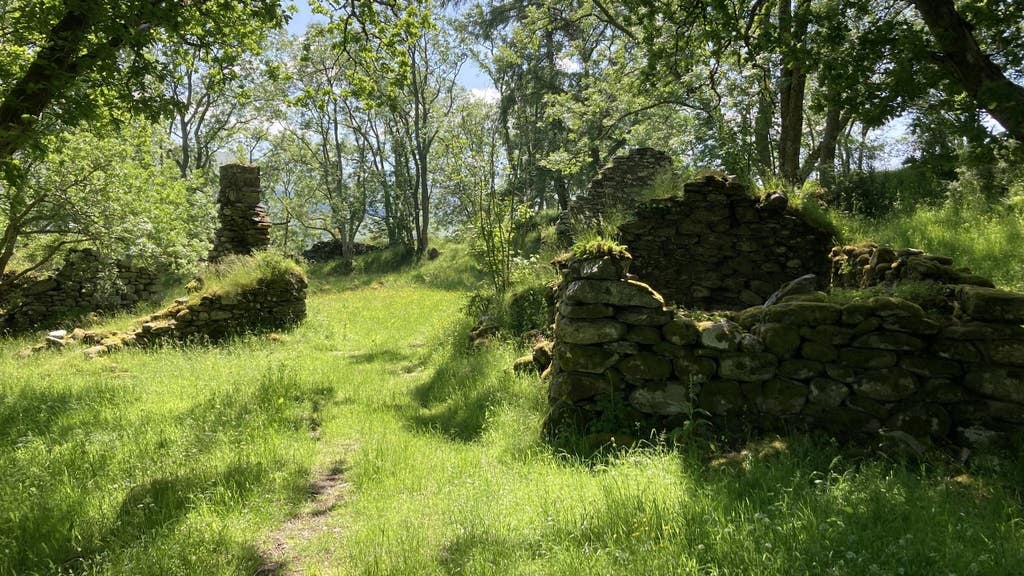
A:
[
  {"left": 1, "top": 249, "right": 160, "bottom": 332},
  {"left": 544, "top": 252, "right": 1024, "bottom": 448},
  {"left": 209, "top": 164, "right": 271, "bottom": 261},
  {"left": 34, "top": 266, "right": 308, "bottom": 357},
  {"left": 831, "top": 243, "right": 995, "bottom": 289},
  {"left": 618, "top": 176, "right": 834, "bottom": 310},
  {"left": 558, "top": 148, "right": 673, "bottom": 242}
]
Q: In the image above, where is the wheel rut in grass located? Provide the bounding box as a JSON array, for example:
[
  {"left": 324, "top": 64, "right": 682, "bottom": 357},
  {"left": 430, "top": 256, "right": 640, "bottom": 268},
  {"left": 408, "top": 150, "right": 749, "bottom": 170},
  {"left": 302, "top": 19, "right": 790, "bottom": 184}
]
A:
[{"left": 257, "top": 457, "right": 352, "bottom": 575}]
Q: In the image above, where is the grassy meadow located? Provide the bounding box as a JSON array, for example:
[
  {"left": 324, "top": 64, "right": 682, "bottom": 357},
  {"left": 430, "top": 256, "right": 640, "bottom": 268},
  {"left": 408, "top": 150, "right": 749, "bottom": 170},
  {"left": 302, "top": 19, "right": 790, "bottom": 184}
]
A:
[{"left": 1, "top": 245, "right": 1023, "bottom": 575}]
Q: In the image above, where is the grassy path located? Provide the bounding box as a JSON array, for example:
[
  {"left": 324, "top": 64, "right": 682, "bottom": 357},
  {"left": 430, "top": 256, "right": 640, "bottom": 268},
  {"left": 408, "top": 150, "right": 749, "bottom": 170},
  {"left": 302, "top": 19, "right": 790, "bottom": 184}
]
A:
[{"left": 2, "top": 259, "right": 1023, "bottom": 575}]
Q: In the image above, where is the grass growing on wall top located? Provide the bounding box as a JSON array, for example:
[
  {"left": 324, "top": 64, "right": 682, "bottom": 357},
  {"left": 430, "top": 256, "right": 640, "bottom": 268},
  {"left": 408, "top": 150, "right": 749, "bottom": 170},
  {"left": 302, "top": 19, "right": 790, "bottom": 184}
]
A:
[{"left": 193, "top": 251, "right": 306, "bottom": 299}]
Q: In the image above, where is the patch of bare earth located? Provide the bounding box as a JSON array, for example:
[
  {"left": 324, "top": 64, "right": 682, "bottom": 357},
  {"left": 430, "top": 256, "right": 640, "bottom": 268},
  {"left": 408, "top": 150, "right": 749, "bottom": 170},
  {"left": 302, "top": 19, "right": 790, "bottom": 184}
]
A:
[{"left": 256, "top": 456, "right": 352, "bottom": 575}]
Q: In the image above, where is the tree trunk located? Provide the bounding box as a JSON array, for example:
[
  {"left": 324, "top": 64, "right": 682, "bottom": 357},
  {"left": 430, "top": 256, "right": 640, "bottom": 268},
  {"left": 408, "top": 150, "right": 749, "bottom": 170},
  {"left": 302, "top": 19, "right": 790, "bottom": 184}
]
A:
[
  {"left": 777, "top": 0, "right": 809, "bottom": 185},
  {"left": 911, "top": 0, "right": 1024, "bottom": 142},
  {"left": 0, "top": 9, "right": 94, "bottom": 167}
]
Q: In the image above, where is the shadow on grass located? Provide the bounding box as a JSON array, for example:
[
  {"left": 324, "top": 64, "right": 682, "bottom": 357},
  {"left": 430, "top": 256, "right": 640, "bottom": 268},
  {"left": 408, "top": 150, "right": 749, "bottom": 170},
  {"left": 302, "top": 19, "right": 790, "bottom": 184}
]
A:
[
  {"left": 344, "top": 348, "right": 411, "bottom": 366},
  {"left": 0, "top": 365, "right": 330, "bottom": 575},
  {"left": 401, "top": 319, "right": 510, "bottom": 442}
]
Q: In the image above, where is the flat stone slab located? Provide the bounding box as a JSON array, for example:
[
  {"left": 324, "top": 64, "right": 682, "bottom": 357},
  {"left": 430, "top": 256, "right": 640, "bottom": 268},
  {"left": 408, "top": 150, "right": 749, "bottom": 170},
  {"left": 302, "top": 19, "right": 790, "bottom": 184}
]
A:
[{"left": 959, "top": 286, "right": 1024, "bottom": 323}]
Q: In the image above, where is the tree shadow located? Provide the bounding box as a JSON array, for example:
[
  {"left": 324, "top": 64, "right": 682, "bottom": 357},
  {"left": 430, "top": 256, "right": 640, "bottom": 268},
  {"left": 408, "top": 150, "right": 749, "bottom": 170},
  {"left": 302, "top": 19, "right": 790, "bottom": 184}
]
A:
[{"left": 1, "top": 365, "right": 330, "bottom": 574}]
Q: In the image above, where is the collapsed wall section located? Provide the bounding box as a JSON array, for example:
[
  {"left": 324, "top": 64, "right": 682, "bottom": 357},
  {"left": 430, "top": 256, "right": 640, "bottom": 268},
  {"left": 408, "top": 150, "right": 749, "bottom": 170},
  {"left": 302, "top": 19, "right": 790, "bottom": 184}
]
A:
[
  {"left": 0, "top": 249, "right": 160, "bottom": 332},
  {"left": 544, "top": 252, "right": 1024, "bottom": 448}
]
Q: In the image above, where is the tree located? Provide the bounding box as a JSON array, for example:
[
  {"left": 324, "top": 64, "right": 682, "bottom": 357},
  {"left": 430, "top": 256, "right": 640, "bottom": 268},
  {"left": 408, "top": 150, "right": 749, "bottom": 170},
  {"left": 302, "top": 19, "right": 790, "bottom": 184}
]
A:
[
  {"left": 910, "top": 0, "right": 1024, "bottom": 143},
  {"left": 0, "top": 121, "right": 212, "bottom": 287},
  {"left": 0, "top": 0, "right": 285, "bottom": 181}
]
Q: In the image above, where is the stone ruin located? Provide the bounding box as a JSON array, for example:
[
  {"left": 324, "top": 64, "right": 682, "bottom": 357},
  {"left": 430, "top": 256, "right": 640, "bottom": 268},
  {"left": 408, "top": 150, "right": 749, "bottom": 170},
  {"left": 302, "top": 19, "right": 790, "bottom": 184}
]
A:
[
  {"left": 557, "top": 148, "right": 673, "bottom": 243},
  {"left": 620, "top": 176, "right": 834, "bottom": 310},
  {"left": 536, "top": 149, "right": 1024, "bottom": 450},
  {"left": 208, "top": 164, "right": 272, "bottom": 261},
  {"left": 0, "top": 249, "right": 160, "bottom": 332},
  {"left": 542, "top": 251, "right": 1024, "bottom": 450},
  {"left": 33, "top": 263, "right": 307, "bottom": 357}
]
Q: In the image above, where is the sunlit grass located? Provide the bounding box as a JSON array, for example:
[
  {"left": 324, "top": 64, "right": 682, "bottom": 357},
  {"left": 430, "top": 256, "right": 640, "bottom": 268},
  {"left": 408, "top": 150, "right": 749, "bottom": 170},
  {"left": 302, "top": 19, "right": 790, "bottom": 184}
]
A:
[
  {"left": 1, "top": 242, "right": 1022, "bottom": 575},
  {"left": 835, "top": 203, "right": 1024, "bottom": 291}
]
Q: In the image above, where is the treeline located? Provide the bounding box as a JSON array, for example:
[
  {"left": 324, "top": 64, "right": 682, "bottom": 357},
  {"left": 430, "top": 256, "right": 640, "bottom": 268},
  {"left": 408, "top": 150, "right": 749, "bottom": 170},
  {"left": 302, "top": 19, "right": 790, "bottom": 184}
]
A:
[{"left": 1, "top": 1, "right": 1023, "bottom": 286}]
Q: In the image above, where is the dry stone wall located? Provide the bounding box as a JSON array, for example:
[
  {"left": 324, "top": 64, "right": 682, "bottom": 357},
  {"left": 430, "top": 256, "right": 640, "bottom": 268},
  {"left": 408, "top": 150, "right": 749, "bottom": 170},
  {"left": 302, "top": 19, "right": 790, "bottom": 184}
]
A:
[
  {"left": 1, "top": 249, "right": 160, "bottom": 332},
  {"left": 831, "top": 243, "right": 995, "bottom": 289},
  {"left": 209, "top": 164, "right": 272, "bottom": 261},
  {"left": 544, "top": 252, "right": 1024, "bottom": 448},
  {"left": 32, "top": 267, "right": 307, "bottom": 358},
  {"left": 618, "top": 176, "right": 834, "bottom": 310},
  {"left": 558, "top": 148, "right": 673, "bottom": 242}
]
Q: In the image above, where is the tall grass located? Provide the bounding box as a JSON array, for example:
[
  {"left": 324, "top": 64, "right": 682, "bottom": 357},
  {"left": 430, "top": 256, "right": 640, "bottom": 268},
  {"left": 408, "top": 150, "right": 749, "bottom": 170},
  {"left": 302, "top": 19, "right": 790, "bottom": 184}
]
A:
[
  {"left": 835, "top": 202, "right": 1024, "bottom": 291},
  {"left": 1, "top": 244, "right": 1022, "bottom": 575}
]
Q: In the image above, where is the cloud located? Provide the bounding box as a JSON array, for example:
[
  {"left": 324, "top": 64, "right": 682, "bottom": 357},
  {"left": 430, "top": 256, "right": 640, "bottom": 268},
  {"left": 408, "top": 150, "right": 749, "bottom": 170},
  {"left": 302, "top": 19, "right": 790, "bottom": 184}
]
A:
[{"left": 469, "top": 87, "right": 500, "bottom": 104}]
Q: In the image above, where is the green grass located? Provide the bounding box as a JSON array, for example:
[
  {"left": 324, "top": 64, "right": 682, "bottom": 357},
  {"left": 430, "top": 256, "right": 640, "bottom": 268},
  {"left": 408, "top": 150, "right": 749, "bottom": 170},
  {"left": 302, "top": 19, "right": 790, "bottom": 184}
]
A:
[
  {"left": 192, "top": 251, "right": 306, "bottom": 300},
  {"left": 1, "top": 246, "right": 1022, "bottom": 575},
  {"left": 835, "top": 203, "right": 1024, "bottom": 292}
]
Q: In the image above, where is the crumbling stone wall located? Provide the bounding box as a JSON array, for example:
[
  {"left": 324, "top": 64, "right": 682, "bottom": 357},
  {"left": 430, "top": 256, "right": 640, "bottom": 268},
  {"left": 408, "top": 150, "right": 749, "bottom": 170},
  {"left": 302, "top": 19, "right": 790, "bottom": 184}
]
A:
[
  {"left": 558, "top": 148, "right": 673, "bottom": 242},
  {"left": 209, "top": 164, "right": 271, "bottom": 261},
  {"left": 618, "top": 176, "right": 834, "bottom": 310},
  {"left": 1, "top": 249, "right": 160, "bottom": 332},
  {"left": 34, "top": 267, "right": 308, "bottom": 357},
  {"left": 831, "top": 243, "right": 995, "bottom": 289},
  {"left": 544, "top": 252, "right": 1024, "bottom": 448}
]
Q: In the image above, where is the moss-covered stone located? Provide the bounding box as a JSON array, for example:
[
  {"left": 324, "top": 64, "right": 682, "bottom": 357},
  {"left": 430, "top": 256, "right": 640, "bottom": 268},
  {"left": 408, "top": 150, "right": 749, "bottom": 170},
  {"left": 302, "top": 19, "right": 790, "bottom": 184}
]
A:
[
  {"left": 837, "top": 348, "right": 898, "bottom": 369},
  {"left": 978, "top": 341, "right": 1024, "bottom": 367},
  {"left": 559, "top": 302, "right": 615, "bottom": 319},
  {"left": 801, "top": 341, "right": 838, "bottom": 362},
  {"left": 673, "top": 353, "right": 717, "bottom": 385},
  {"left": 852, "top": 331, "right": 925, "bottom": 352},
  {"left": 699, "top": 320, "right": 743, "bottom": 351},
  {"left": 617, "top": 353, "right": 673, "bottom": 381},
  {"left": 808, "top": 378, "right": 849, "bottom": 407},
  {"left": 718, "top": 352, "right": 778, "bottom": 382},
  {"left": 866, "top": 296, "right": 925, "bottom": 318},
  {"left": 887, "top": 404, "right": 951, "bottom": 438},
  {"left": 699, "top": 380, "right": 747, "bottom": 415},
  {"left": 759, "top": 302, "right": 842, "bottom": 326},
  {"left": 963, "top": 368, "right": 1024, "bottom": 404},
  {"left": 563, "top": 279, "right": 665, "bottom": 308},
  {"left": 752, "top": 378, "right": 807, "bottom": 415},
  {"left": 616, "top": 306, "right": 673, "bottom": 326},
  {"left": 626, "top": 325, "right": 663, "bottom": 345},
  {"left": 553, "top": 343, "right": 620, "bottom": 373},
  {"left": 798, "top": 324, "right": 854, "bottom": 345},
  {"left": 662, "top": 316, "right": 700, "bottom": 345},
  {"left": 549, "top": 371, "right": 616, "bottom": 402},
  {"left": 778, "top": 359, "right": 824, "bottom": 380},
  {"left": 959, "top": 285, "right": 1024, "bottom": 323},
  {"left": 629, "top": 384, "right": 693, "bottom": 415},
  {"left": 754, "top": 322, "right": 801, "bottom": 358},
  {"left": 853, "top": 369, "right": 917, "bottom": 401},
  {"left": 931, "top": 339, "right": 981, "bottom": 362},
  {"left": 899, "top": 357, "right": 962, "bottom": 378},
  {"left": 554, "top": 317, "right": 628, "bottom": 345}
]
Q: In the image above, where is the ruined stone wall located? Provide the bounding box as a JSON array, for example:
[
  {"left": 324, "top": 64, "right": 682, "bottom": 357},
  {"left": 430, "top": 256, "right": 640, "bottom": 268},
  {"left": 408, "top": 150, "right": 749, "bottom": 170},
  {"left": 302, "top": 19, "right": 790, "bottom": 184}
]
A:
[
  {"left": 544, "top": 252, "right": 1024, "bottom": 448},
  {"left": 618, "top": 176, "right": 834, "bottom": 310},
  {"left": 1, "top": 249, "right": 160, "bottom": 332},
  {"left": 34, "top": 268, "right": 308, "bottom": 357},
  {"left": 558, "top": 148, "right": 673, "bottom": 242},
  {"left": 831, "top": 243, "right": 995, "bottom": 289},
  {"left": 209, "top": 164, "right": 271, "bottom": 261}
]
